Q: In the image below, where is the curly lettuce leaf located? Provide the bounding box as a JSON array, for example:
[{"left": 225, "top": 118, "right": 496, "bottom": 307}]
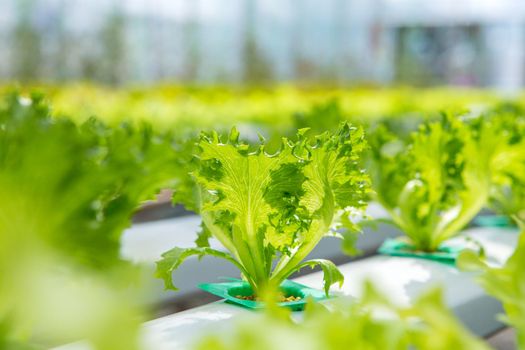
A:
[
  {"left": 271, "top": 124, "right": 370, "bottom": 282},
  {"left": 191, "top": 128, "right": 307, "bottom": 289}
]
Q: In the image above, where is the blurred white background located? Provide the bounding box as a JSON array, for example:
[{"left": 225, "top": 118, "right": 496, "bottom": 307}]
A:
[{"left": 0, "top": 0, "right": 524, "bottom": 90}]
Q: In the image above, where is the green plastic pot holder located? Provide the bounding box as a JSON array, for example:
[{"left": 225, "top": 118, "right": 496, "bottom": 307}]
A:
[
  {"left": 198, "top": 279, "right": 328, "bottom": 311},
  {"left": 378, "top": 238, "right": 464, "bottom": 264},
  {"left": 473, "top": 215, "right": 517, "bottom": 229}
]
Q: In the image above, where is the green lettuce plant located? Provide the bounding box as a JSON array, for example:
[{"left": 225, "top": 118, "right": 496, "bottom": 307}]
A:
[
  {"left": 196, "top": 282, "right": 489, "bottom": 350},
  {"left": 0, "top": 92, "right": 182, "bottom": 349},
  {"left": 459, "top": 231, "right": 525, "bottom": 349},
  {"left": 156, "top": 123, "right": 370, "bottom": 296},
  {"left": 473, "top": 108, "right": 525, "bottom": 227},
  {"left": 491, "top": 179, "right": 525, "bottom": 229},
  {"left": 368, "top": 114, "right": 491, "bottom": 251}
]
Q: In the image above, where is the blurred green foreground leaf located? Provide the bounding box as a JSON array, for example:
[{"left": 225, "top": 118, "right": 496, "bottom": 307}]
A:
[{"left": 0, "top": 92, "right": 184, "bottom": 349}]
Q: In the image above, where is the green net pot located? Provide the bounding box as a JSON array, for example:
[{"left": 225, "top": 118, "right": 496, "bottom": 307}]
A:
[{"left": 198, "top": 279, "right": 330, "bottom": 311}]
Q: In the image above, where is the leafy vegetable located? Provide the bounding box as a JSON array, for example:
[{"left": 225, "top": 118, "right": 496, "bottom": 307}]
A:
[
  {"left": 156, "top": 123, "right": 370, "bottom": 296},
  {"left": 0, "top": 92, "right": 181, "bottom": 348},
  {"left": 368, "top": 113, "right": 491, "bottom": 251},
  {"left": 472, "top": 108, "right": 525, "bottom": 227},
  {"left": 195, "top": 282, "right": 489, "bottom": 350},
  {"left": 458, "top": 231, "right": 525, "bottom": 349}
]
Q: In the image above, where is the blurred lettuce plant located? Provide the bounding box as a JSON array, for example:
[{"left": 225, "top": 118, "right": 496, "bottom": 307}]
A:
[
  {"left": 196, "top": 282, "right": 489, "bottom": 350},
  {"left": 0, "top": 92, "right": 181, "bottom": 349},
  {"left": 293, "top": 99, "right": 346, "bottom": 137},
  {"left": 368, "top": 113, "right": 491, "bottom": 251},
  {"left": 471, "top": 106, "right": 525, "bottom": 227},
  {"left": 459, "top": 231, "right": 525, "bottom": 348}
]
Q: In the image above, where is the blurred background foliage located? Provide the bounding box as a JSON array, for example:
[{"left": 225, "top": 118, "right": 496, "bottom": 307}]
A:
[{"left": 0, "top": 83, "right": 515, "bottom": 132}]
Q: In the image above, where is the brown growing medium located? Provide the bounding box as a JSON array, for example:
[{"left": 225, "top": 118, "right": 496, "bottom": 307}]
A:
[{"left": 234, "top": 294, "right": 302, "bottom": 302}]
